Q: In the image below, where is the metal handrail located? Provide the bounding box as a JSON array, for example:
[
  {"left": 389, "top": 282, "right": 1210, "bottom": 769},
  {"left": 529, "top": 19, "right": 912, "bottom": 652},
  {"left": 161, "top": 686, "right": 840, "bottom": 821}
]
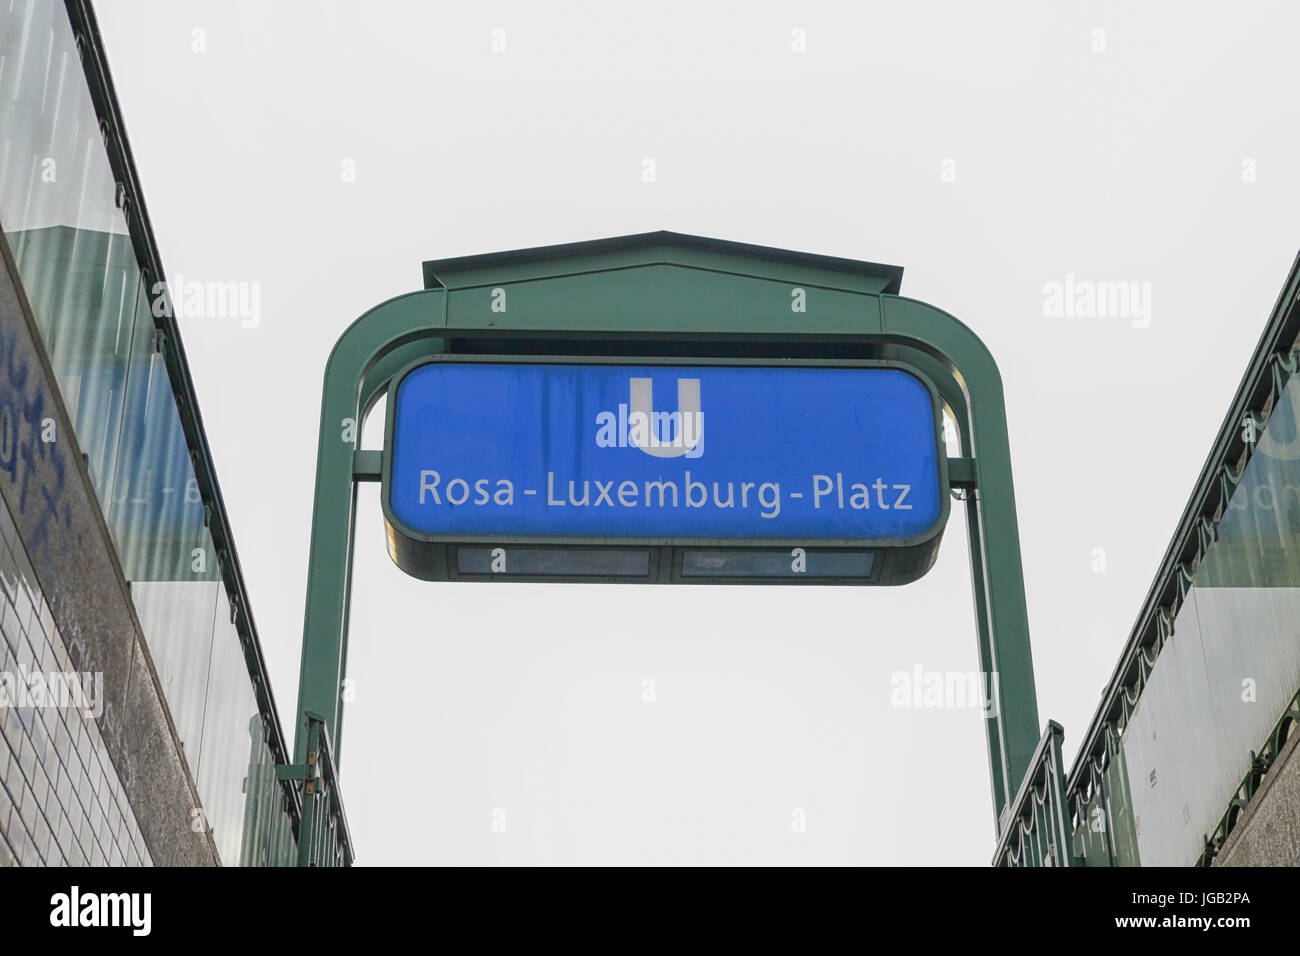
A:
[
  {"left": 993, "top": 721, "right": 1076, "bottom": 867},
  {"left": 288, "top": 714, "right": 355, "bottom": 867}
]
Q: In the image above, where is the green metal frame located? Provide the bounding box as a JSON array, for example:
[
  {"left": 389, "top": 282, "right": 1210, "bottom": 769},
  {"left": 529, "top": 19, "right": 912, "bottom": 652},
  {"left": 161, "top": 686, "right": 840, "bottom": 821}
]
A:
[{"left": 293, "top": 231, "right": 1039, "bottom": 836}]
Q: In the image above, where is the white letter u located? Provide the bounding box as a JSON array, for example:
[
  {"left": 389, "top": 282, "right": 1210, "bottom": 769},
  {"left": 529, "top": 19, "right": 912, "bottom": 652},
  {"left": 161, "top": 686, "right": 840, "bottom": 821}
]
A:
[{"left": 628, "top": 378, "right": 701, "bottom": 458}]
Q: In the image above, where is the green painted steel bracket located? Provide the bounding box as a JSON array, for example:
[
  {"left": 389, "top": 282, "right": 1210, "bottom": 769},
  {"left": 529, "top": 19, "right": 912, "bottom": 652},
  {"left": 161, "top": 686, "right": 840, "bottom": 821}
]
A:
[
  {"left": 947, "top": 457, "right": 977, "bottom": 488},
  {"left": 293, "top": 232, "right": 1039, "bottom": 838},
  {"left": 352, "top": 450, "right": 382, "bottom": 482},
  {"left": 275, "top": 762, "right": 318, "bottom": 782}
]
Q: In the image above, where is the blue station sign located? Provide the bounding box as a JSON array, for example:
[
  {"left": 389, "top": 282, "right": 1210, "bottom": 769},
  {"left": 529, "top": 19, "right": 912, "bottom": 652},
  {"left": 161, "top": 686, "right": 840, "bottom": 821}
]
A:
[{"left": 382, "top": 359, "right": 950, "bottom": 584}]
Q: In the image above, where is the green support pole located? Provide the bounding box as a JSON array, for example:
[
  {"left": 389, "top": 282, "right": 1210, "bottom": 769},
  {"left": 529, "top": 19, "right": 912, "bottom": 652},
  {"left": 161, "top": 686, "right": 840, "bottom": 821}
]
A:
[
  {"left": 294, "top": 290, "right": 446, "bottom": 765},
  {"left": 880, "top": 297, "right": 1040, "bottom": 822},
  {"left": 875, "top": 344, "right": 1014, "bottom": 822}
]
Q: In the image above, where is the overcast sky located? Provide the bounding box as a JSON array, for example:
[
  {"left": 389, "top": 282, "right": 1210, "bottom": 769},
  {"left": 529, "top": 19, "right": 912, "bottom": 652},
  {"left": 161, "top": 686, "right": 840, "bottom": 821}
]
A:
[{"left": 94, "top": 0, "right": 1300, "bottom": 865}]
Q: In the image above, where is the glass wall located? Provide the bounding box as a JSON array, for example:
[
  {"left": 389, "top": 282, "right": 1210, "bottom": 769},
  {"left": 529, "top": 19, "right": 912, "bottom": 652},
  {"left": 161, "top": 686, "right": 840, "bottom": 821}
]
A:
[
  {"left": 109, "top": 279, "right": 222, "bottom": 772},
  {"left": 0, "top": 0, "right": 137, "bottom": 501},
  {"left": 0, "top": 0, "right": 297, "bottom": 865},
  {"left": 1120, "top": 374, "right": 1300, "bottom": 865}
]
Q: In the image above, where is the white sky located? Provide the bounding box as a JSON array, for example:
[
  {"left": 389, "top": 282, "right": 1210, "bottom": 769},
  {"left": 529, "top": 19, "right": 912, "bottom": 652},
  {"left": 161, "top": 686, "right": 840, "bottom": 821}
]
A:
[{"left": 94, "top": 0, "right": 1300, "bottom": 864}]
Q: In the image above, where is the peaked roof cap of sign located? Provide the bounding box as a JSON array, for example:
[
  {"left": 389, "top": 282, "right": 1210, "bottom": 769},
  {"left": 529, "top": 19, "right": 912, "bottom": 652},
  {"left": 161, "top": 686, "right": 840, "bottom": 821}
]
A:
[{"left": 422, "top": 230, "right": 904, "bottom": 296}]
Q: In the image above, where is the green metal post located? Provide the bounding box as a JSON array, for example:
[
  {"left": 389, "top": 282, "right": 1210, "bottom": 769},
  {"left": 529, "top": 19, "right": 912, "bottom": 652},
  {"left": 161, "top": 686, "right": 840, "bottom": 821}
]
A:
[
  {"left": 881, "top": 296, "right": 1040, "bottom": 822},
  {"left": 293, "top": 291, "right": 446, "bottom": 765}
]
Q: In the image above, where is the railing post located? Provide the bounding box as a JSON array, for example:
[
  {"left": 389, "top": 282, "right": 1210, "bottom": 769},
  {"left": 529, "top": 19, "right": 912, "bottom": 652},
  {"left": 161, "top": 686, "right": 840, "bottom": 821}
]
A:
[{"left": 295, "top": 716, "right": 321, "bottom": 868}]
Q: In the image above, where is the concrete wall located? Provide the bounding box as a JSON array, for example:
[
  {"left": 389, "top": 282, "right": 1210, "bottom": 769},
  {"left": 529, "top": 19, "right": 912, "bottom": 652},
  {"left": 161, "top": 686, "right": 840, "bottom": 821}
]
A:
[
  {"left": 1214, "top": 729, "right": 1300, "bottom": 867},
  {"left": 0, "top": 234, "right": 217, "bottom": 866}
]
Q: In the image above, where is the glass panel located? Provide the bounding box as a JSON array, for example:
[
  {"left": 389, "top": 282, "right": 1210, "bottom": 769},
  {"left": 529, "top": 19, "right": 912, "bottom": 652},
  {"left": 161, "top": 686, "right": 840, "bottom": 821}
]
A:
[
  {"left": 0, "top": 1, "right": 126, "bottom": 237},
  {"left": 1123, "top": 375, "right": 1300, "bottom": 866},
  {"left": 681, "top": 549, "right": 875, "bottom": 578},
  {"left": 0, "top": 0, "right": 136, "bottom": 503},
  {"left": 195, "top": 585, "right": 261, "bottom": 865},
  {"left": 1073, "top": 779, "right": 1111, "bottom": 866},
  {"left": 1119, "top": 594, "right": 1223, "bottom": 866},
  {"left": 1103, "top": 744, "right": 1140, "bottom": 867},
  {"left": 107, "top": 284, "right": 212, "bottom": 580},
  {"left": 108, "top": 281, "right": 219, "bottom": 778},
  {"left": 457, "top": 546, "right": 651, "bottom": 576},
  {"left": 1188, "top": 374, "right": 1300, "bottom": 815},
  {"left": 240, "top": 717, "right": 298, "bottom": 866},
  {"left": 131, "top": 579, "right": 219, "bottom": 771},
  {"left": 1197, "top": 376, "right": 1300, "bottom": 592}
]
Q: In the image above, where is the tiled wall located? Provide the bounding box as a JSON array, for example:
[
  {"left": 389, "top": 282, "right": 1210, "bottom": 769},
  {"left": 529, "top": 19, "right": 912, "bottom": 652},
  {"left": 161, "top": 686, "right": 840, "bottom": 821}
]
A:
[{"left": 0, "top": 493, "right": 151, "bottom": 867}]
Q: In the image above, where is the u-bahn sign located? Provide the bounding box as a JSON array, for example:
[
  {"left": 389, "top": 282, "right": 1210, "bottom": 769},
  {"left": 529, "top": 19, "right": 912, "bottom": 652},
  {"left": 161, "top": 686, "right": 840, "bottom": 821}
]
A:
[
  {"left": 299, "top": 232, "right": 1039, "bottom": 841},
  {"left": 382, "top": 357, "right": 948, "bottom": 584}
]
